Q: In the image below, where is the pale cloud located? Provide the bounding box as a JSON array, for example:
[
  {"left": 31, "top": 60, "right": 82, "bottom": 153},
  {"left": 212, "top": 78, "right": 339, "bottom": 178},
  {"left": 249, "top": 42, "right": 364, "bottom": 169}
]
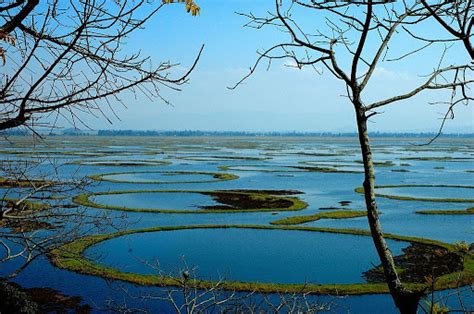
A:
[{"left": 372, "top": 67, "right": 413, "bottom": 81}]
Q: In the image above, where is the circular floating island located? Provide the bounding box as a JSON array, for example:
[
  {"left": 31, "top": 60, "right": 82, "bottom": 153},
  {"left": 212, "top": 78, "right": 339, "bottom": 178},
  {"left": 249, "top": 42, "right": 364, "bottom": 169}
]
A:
[
  {"left": 298, "top": 160, "right": 364, "bottom": 173},
  {"left": 416, "top": 207, "right": 474, "bottom": 215},
  {"left": 69, "top": 159, "right": 171, "bottom": 167},
  {"left": 88, "top": 171, "right": 238, "bottom": 184},
  {"left": 0, "top": 150, "right": 107, "bottom": 158},
  {"left": 355, "top": 185, "right": 474, "bottom": 203},
  {"left": 50, "top": 225, "right": 473, "bottom": 295},
  {"left": 73, "top": 189, "right": 308, "bottom": 213},
  {"left": 174, "top": 155, "right": 271, "bottom": 162},
  {"left": 219, "top": 164, "right": 362, "bottom": 174},
  {"left": 219, "top": 164, "right": 304, "bottom": 173}
]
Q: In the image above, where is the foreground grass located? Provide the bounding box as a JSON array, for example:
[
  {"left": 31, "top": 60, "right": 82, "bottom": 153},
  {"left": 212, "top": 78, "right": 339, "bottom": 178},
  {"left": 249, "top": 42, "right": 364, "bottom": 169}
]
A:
[
  {"left": 49, "top": 225, "right": 474, "bottom": 295},
  {"left": 271, "top": 210, "right": 366, "bottom": 225}
]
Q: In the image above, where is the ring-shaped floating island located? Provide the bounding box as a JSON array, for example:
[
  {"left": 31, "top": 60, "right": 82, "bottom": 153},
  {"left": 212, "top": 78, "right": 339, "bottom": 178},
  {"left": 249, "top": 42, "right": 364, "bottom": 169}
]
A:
[
  {"left": 0, "top": 177, "right": 56, "bottom": 188},
  {"left": 416, "top": 207, "right": 474, "bottom": 215},
  {"left": 174, "top": 155, "right": 271, "bottom": 162},
  {"left": 87, "top": 171, "right": 238, "bottom": 184},
  {"left": 261, "top": 152, "right": 340, "bottom": 157},
  {"left": 355, "top": 185, "right": 474, "bottom": 203},
  {"left": 68, "top": 159, "right": 172, "bottom": 167},
  {"left": 399, "top": 156, "right": 474, "bottom": 162},
  {"left": 271, "top": 210, "right": 367, "bottom": 225},
  {"left": 0, "top": 198, "right": 53, "bottom": 233},
  {"left": 72, "top": 189, "right": 307, "bottom": 213},
  {"left": 49, "top": 225, "right": 474, "bottom": 295},
  {"left": 0, "top": 150, "right": 108, "bottom": 158},
  {"left": 219, "top": 164, "right": 363, "bottom": 174},
  {"left": 298, "top": 160, "right": 364, "bottom": 173},
  {"left": 219, "top": 164, "right": 304, "bottom": 173}
]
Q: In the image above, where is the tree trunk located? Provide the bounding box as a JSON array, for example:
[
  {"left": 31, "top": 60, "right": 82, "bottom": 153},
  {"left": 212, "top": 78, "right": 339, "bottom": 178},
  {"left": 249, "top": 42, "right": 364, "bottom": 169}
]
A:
[{"left": 354, "top": 105, "right": 423, "bottom": 314}]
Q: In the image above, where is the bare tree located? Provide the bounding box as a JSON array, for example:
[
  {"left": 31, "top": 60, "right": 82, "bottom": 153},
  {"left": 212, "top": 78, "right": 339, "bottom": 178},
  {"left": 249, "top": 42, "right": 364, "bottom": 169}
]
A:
[
  {"left": 411, "top": 0, "right": 473, "bottom": 144},
  {"left": 418, "top": 0, "right": 473, "bottom": 59},
  {"left": 0, "top": 154, "right": 134, "bottom": 280},
  {"left": 104, "top": 263, "right": 339, "bottom": 313},
  {"left": 0, "top": 0, "right": 202, "bottom": 286},
  {"left": 0, "top": 0, "right": 203, "bottom": 132},
  {"left": 231, "top": 1, "right": 472, "bottom": 313}
]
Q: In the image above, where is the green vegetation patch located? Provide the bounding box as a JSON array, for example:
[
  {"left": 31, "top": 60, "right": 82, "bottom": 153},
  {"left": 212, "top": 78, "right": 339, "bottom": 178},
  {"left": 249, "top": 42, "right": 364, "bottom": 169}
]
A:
[
  {"left": 219, "top": 165, "right": 303, "bottom": 173},
  {"left": 72, "top": 190, "right": 307, "bottom": 214},
  {"left": 262, "top": 152, "right": 339, "bottom": 157},
  {"left": 298, "top": 160, "right": 364, "bottom": 173},
  {"left": 0, "top": 177, "right": 55, "bottom": 189},
  {"left": 219, "top": 164, "right": 363, "bottom": 174},
  {"left": 1, "top": 198, "right": 51, "bottom": 214},
  {"left": 416, "top": 207, "right": 474, "bottom": 215},
  {"left": 399, "top": 157, "right": 474, "bottom": 162},
  {"left": 2, "top": 220, "right": 56, "bottom": 233},
  {"left": 364, "top": 242, "right": 466, "bottom": 285},
  {"left": 271, "top": 210, "right": 367, "bottom": 225},
  {"left": 292, "top": 166, "right": 363, "bottom": 174},
  {"left": 49, "top": 225, "right": 474, "bottom": 295},
  {"left": 0, "top": 198, "right": 54, "bottom": 233},
  {"left": 354, "top": 160, "right": 395, "bottom": 167},
  {"left": 0, "top": 150, "right": 107, "bottom": 158},
  {"left": 175, "top": 155, "right": 271, "bottom": 162},
  {"left": 68, "top": 159, "right": 171, "bottom": 167},
  {"left": 355, "top": 185, "right": 474, "bottom": 203},
  {"left": 88, "top": 171, "right": 238, "bottom": 184}
]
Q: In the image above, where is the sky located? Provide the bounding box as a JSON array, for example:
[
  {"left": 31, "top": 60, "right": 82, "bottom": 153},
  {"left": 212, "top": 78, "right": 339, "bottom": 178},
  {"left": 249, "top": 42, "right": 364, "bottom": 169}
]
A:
[{"left": 65, "top": 0, "right": 473, "bottom": 133}]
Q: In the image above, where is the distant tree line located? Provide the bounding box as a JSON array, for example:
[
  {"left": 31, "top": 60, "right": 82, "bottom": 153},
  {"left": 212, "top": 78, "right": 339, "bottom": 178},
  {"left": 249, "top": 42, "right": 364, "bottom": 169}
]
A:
[{"left": 2, "top": 129, "right": 473, "bottom": 138}]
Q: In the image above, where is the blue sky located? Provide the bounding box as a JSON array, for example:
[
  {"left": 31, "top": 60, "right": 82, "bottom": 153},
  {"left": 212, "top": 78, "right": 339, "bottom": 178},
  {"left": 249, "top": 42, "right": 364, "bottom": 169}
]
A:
[{"left": 77, "top": 0, "right": 473, "bottom": 133}]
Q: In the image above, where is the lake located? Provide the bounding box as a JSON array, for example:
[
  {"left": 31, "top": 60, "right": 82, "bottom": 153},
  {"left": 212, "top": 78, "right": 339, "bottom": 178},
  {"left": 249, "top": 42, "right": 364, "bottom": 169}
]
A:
[{"left": 1, "top": 136, "right": 472, "bottom": 313}]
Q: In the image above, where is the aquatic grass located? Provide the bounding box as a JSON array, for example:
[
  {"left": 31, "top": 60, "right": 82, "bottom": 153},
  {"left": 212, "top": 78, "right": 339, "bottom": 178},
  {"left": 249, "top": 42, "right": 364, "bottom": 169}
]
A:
[
  {"left": 1, "top": 198, "right": 51, "bottom": 213},
  {"left": 399, "top": 157, "right": 474, "bottom": 162},
  {"left": 354, "top": 160, "right": 395, "bottom": 167},
  {"left": 218, "top": 165, "right": 303, "bottom": 173},
  {"left": 219, "top": 164, "right": 363, "bottom": 174},
  {"left": 416, "top": 207, "right": 474, "bottom": 215},
  {"left": 175, "top": 155, "right": 271, "bottom": 162},
  {"left": 355, "top": 185, "right": 474, "bottom": 203},
  {"left": 0, "top": 177, "right": 56, "bottom": 188},
  {"left": 292, "top": 166, "right": 363, "bottom": 174},
  {"left": 68, "top": 159, "right": 172, "bottom": 167},
  {"left": 271, "top": 210, "right": 367, "bottom": 225},
  {"left": 0, "top": 150, "right": 107, "bottom": 157},
  {"left": 261, "top": 152, "right": 340, "bottom": 157},
  {"left": 49, "top": 225, "right": 474, "bottom": 295},
  {"left": 88, "top": 171, "right": 238, "bottom": 184}
]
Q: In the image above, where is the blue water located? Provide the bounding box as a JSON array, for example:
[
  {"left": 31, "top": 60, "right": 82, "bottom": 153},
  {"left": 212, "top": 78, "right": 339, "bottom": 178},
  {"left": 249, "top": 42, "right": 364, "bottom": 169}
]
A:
[
  {"left": 1, "top": 136, "right": 473, "bottom": 313},
  {"left": 91, "top": 192, "right": 218, "bottom": 210},
  {"left": 85, "top": 228, "right": 408, "bottom": 284}
]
